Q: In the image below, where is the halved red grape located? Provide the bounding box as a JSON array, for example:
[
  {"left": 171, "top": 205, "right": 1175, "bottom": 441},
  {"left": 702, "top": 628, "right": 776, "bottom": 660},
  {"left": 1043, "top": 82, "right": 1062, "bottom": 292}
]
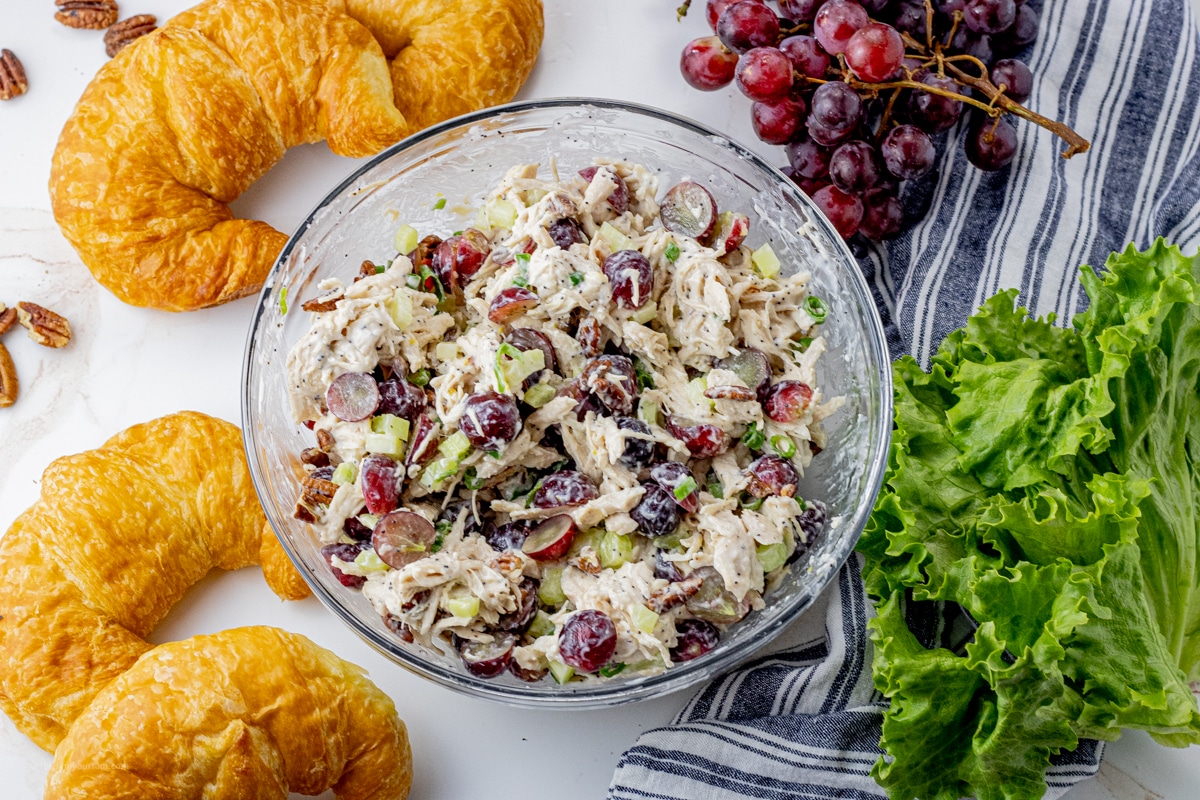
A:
[
  {"left": 326, "top": 372, "right": 379, "bottom": 422},
  {"left": 811, "top": 185, "right": 864, "bottom": 239},
  {"left": 746, "top": 454, "right": 800, "bottom": 497},
  {"left": 796, "top": 498, "right": 828, "bottom": 546},
  {"left": 343, "top": 515, "right": 373, "bottom": 542},
  {"left": 660, "top": 181, "right": 718, "bottom": 239},
  {"left": 716, "top": 0, "right": 780, "bottom": 54},
  {"left": 665, "top": 416, "right": 730, "bottom": 458},
  {"left": 966, "top": 116, "right": 1018, "bottom": 171},
  {"left": 533, "top": 470, "right": 600, "bottom": 509},
  {"left": 617, "top": 416, "right": 655, "bottom": 471},
  {"left": 497, "top": 577, "right": 539, "bottom": 632},
  {"left": 829, "top": 140, "right": 882, "bottom": 195},
  {"left": 377, "top": 376, "right": 426, "bottom": 421},
  {"left": 505, "top": 327, "right": 558, "bottom": 380},
  {"left": 578, "top": 166, "right": 629, "bottom": 214},
  {"left": 735, "top": 47, "right": 793, "bottom": 102},
  {"left": 681, "top": 35, "right": 739, "bottom": 91},
  {"left": 491, "top": 236, "right": 536, "bottom": 267},
  {"left": 547, "top": 217, "right": 587, "bottom": 249},
  {"left": 764, "top": 380, "right": 814, "bottom": 422},
  {"left": 581, "top": 354, "right": 638, "bottom": 415},
  {"left": 484, "top": 520, "right": 533, "bottom": 552},
  {"left": 631, "top": 483, "right": 682, "bottom": 538},
  {"left": 602, "top": 250, "right": 654, "bottom": 309},
  {"left": 714, "top": 348, "right": 772, "bottom": 400},
  {"left": 655, "top": 550, "right": 686, "bottom": 582},
  {"left": 671, "top": 618, "right": 721, "bottom": 662},
  {"left": 685, "top": 566, "right": 753, "bottom": 623},
  {"left": 779, "top": 34, "right": 830, "bottom": 78},
  {"left": 881, "top": 124, "right": 936, "bottom": 181},
  {"left": 361, "top": 454, "right": 400, "bottom": 515},
  {"left": 845, "top": 22, "right": 905, "bottom": 83},
  {"left": 650, "top": 461, "right": 701, "bottom": 513},
  {"left": 522, "top": 514, "right": 579, "bottom": 561},
  {"left": 751, "top": 96, "right": 806, "bottom": 145},
  {"left": 459, "top": 391, "right": 521, "bottom": 451},
  {"left": 405, "top": 411, "right": 440, "bottom": 466},
  {"left": 459, "top": 632, "right": 516, "bottom": 678},
  {"left": 372, "top": 510, "right": 437, "bottom": 569},
  {"left": 813, "top": 0, "right": 869, "bottom": 55},
  {"left": 708, "top": 211, "right": 750, "bottom": 252},
  {"left": 488, "top": 286, "right": 540, "bottom": 324},
  {"left": 558, "top": 610, "right": 618, "bottom": 672},
  {"left": 321, "top": 542, "right": 368, "bottom": 588},
  {"left": 432, "top": 228, "right": 491, "bottom": 290}
]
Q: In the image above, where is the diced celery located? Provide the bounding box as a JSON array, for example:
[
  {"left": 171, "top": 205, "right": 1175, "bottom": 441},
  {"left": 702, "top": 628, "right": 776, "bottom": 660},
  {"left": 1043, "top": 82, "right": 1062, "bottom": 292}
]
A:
[
  {"left": 630, "top": 300, "right": 658, "bottom": 325},
  {"left": 435, "top": 341, "right": 459, "bottom": 362},
  {"left": 637, "top": 399, "right": 661, "bottom": 426},
  {"left": 357, "top": 513, "right": 380, "bottom": 530},
  {"left": 523, "top": 382, "right": 556, "bottom": 408},
  {"left": 568, "top": 528, "right": 603, "bottom": 559},
  {"left": 538, "top": 566, "right": 565, "bottom": 606},
  {"left": 751, "top": 243, "right": 782, "bottom": 279},
  {"left": 446, "top": 594, "right": 480, "bottom": 618},
  {"left": 438, "top": 430, "right": 472, "bottom": 460},
  {"left": 548, "top": 660, "right": 575, "bottom": 684},
  {"left": 364, "top": 432, "right": 405, "bottom": 459},
  {"left": 630, "top": 604, "right": 660, "bottom": 635},
  {"left": 599, "top": 221, "right": 634, "bottom": 252},
  {"left": 331, "top": 462, "right": 357, "bottom": 485},
  {"left": 495, "top": 342, "right": 545, "bottom": 394},
  {"left": 653, "top": 530, "right": 686, "bottom": 552},
  {"left": 756, "top": 542, "right": 789, "bottom": 574},
  {"left": 393, "top": 224, "right": 419, "bottom": 255},
  {"left": 386, "top": 289, "right": 413, "bottom": 330},
  {"left": 486, "top": 197, "right": 518, "bottom": 229},
  {"left": 598, "top": 530, "right": 634, "bottom": 569},
  {"left": 371, "top": 413, "right": 411, "bottom": 441},
  {"left": 419, "top": 457, "right": 458, "bottom": 490},
  {"left": 353, "top": 549, "right": 390, "bottom": 574},
  {"left": 528, "top": 610, "right": 556, "bottom": 639},
  {"left": 524, "top": 188, "right": 548, "bottom": 204},
  {"left": 685, "top": 374, "right": 709, "bottom": 408}
]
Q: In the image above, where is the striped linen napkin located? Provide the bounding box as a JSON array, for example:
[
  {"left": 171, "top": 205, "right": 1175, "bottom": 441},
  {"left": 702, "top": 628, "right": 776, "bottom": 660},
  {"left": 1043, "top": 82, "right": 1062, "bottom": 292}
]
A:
[{"left": 609, "top": 0, "right": 1200, "bottom": 797}]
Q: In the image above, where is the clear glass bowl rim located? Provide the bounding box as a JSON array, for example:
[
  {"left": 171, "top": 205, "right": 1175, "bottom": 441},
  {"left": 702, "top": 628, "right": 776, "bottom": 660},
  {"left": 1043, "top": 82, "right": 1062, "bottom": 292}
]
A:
[{"left": 241, "top": 97, "right": 893, "bottom": 708}]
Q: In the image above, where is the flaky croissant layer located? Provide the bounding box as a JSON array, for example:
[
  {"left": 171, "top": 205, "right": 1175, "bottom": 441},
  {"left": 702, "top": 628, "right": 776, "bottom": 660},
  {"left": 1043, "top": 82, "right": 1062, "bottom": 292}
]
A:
[{"left": 45, "top": 626, "right": 413, "bottom": 800}]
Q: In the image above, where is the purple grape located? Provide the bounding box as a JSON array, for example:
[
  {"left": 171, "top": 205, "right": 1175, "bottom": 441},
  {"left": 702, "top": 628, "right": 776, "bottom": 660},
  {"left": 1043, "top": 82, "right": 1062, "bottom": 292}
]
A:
[
  {"left": 764, "top": 380, "right": 815, "bottom": 422},
  {"left": 735, "top": 47, "right": 793, "bottom": 102},
  {"left": 578, "top": 166, "right": 630, "bottom": 214},
  {"left": 813, "top": 0, "right": 869, "bottom": 55},
  {"left": 990, "top": 58, "right": 1033, "bottom": 103},
  {"left": 859, "top": 189, "right": 906, "bottom": 241},
  {"left": 505, "top": 327, "right": 558, "bottom": 384},
  {"left": 326, "top": 372, "right": 379, "bottom": 422},
  {"left": 752, "top": 97, "right": 806, "bottom": 145},
  {"left": 372, "top": 510, "right": 437, "bottom": 569},
  {"left": 664, "top": 416, "right": 729, "bottom": 458},
  {"left": 910, "top": 74, "right": 963, "bottom": 134},
  {"left": 533, "top": 470, "right": 600, "bottom": 509},
  {"left": 890, "top": 1, "right": 928, "bottom": 37},
  {"left": 829, "top": 140, "right": 882, "bottom": 195},
  {"left": 580, "top": 355, "right": 639, "bottom": 416},
  {"left": 779, "top": 35, "right": 830, "bottom": 78},
  {"left": 716, "top": 0, "right": 781, "bottom": 54},
  {"left": 458, "top": 391, "right": 521, "bottom": 451},
  {"left": 523, "top": 515, "right": 579, "bottom": 561},
  {"left": 602, "top": 250, "right": 654, "bottom": 310},
  {"left": 809, "top": 81, "right": 863, "bottom": 139},
  {"left": 558, "top": 610, "right": 618, "bottom": 673},
  {"left": 343, "top": 515, "right": 373, "bottom": 541},
  {"left": 671, "top": 619, "right": 721, "bottom": 662},
  {"left": 484, "top": 520, "right": 533, "bottom": 552},
  {"left": 811, "top": 185, "right": 864, "bottom": 239},
  {"left": 616, "top": 416, "right": 655, "bottom": 471},
  {"left": 934, "top": 0, "right": 966, "bottom": 11},
  {"left": 497, "top": 577, "right": 539, "bottom": 632},
  {"left": 796, "top": 498, "right": 828, "bottom": 548},
  {"left": 713, "top": 348, "right": 772, "bottom": 400},
  {"left": 681, "top": 35, "right": 740, "bottom": 91},
  {"left": 786, "top": 136, "right": 832, "bottom": 180},
  {"left": 778, "top": 0, "right": 822, "bottom": 22},
  {"left": 745, "top": 455, "right": 800, "bottom": 497},
  {"left": 377, "top": 376, "right": 426, "bottom": 421},
  {"left": 548, "top": 217, "right": 588, "bottom": 249},
  {"left": 361, "top": 454, "right": 400, "bottom": 515},
  {"left": 459, "top": 633, "right": 516, "bottom": 678},
  {"left": 965, "top": 115, "right": 1018, "bottom": 171},
  {"left": 949, "top": 26, "right": 994, "bottom": 66},
  {"left": 964, "top": 0, "right": 1016, "bottom": 34},
  {"left": 994, "top": 4, "right": 1038, "bottom": 52},
  {"left": 630, "top": 483, "right": 682, "bottom": 539},
  {"left": 660, "top": 182, "right": 718, "bottom": 239},
  {"left": 405, "top": 411, "right": 439, "bottom": 466},
  {"left": 438, "top": 499, "right": 481, "bottom": 536},
  {"left": 488, "top": 286, "right": 540, "bottom": 324},
  {"left": 655, "top": 550, "right": 686, "bottom": 582},
  {"left": 706, "top": 0, "right": 740, "bottom": 30},
  {"left": 432, "top": 228, "right": 490, "bottom": 291},
  {"left": 881, "top": 124, "right": 936, "bottom": 180},
  {"left": 320, "top": 542, "right": 368, "bottom": 588},
  {"left": 845, "top": 22, "right": 905, "bottom": 83}
]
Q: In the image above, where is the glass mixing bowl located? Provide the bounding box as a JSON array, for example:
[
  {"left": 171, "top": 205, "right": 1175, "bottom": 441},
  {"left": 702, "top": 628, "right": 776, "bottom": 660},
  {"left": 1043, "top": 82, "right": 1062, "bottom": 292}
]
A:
[{"left": 242, "top": 99, "right": 892, "bottom": 707}]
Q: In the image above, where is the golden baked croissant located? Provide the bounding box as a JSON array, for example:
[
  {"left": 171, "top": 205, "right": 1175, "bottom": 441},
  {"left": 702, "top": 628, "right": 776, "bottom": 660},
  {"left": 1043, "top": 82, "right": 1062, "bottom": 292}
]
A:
[
  {"left": 0, "top": 412, "right": 308, "bottom": 752},
  {"left": 49, "top": 0, "right": 544, "bottom": 312},
  {"left": 44, "top": 626, "right": 412, "bottom": 800}
]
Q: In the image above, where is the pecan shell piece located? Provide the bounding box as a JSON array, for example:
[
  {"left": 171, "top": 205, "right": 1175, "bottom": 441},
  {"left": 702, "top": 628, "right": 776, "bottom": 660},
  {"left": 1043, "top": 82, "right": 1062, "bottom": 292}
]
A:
[
  {"left": 103, "top": 14, "right": 156, "bottom": 58},
  {"left": 55, "top": 0, "right": 120, "bottom": 30},
  {"left": 0, "top": 50, "right": 28, "bottom": 101},
  {"left": 17, "top": 303, "right": 71, "bottom": 348}
]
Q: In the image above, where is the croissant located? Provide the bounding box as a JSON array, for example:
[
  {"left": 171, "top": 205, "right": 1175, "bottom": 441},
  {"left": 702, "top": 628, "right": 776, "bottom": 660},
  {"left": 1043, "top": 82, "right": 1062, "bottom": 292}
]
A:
[
  {"left": 44, "top": 626, "right": 412, "bottom": 800},
  {"left": 49, "top": 0, "right": 543, "bottom": 312},
  {"left": 0, "top": 412, "right": 308, "bottom": 753}
]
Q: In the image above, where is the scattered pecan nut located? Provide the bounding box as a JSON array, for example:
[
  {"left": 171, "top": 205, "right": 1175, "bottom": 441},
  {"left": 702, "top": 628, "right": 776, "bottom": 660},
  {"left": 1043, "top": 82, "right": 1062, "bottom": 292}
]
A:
[
  {"left": 55, "top": 0, "right": 119, "bottom": 30},
  {"left": 103, "top": 14, "right": 156, "bottom": 58},
  {"left": 645, "top": 573, "right": 703, "bottom": 614},
  {"left": 704, "top": 384, "right": 757, "bottom": 402},
  {"left": 0, "top": 50, "right": 28, "bottom": 101},
  {"left": 315, "top": 428, "right": 335, "bottom": 452},
  {"left": 300, "top": 475, "right": 338, "bottom": 506},
  {"left": 292, "top": 502, "right": 317, "bottom": 523},
  {"left": 0, "top": 305, "right": 17, "bottom": 336},
  {"left": 357, "top": 260, "right": 378, "bottom": 279},
  {"left": 300, "top": 447, "right": 330, "bottom": 468},
  {"left": 0, "top": 343, "right": 17, "bottom": 408},
  {"left": 577, "top": 315, "right": 604, "bottom": 358},
  {"left": 17, "top": 302, "right": 71, "bottom": 348},
  {"left": 301, "top": 293, "right": 343, "bottom": 313}
]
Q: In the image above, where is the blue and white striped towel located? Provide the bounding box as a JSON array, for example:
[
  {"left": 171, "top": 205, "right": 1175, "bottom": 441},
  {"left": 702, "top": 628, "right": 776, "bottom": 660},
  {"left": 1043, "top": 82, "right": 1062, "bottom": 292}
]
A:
[{"left": 610, "top": 1, "right": 1200, "bottom": 797}]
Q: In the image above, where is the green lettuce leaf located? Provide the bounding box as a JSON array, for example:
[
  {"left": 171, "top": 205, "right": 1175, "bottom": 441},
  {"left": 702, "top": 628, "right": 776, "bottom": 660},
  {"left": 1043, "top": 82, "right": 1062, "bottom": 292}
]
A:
[{"left": 860, "top": 240, "right": 1200, "bottom": 800}]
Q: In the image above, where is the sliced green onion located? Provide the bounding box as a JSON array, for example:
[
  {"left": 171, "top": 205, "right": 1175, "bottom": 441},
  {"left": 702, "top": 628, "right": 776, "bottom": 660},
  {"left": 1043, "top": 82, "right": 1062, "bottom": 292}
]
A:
[
  {"left": 742, "top": 424, "right": 765, "bottom": 450},
  {"left": 599, "top": 661, "right": 628, "bottom": 678},
  {"left": 278, "top": 287, "right": 288, "bottom": 315},
  {"left": 633, "top": 358, "right": 655, "bottom": 390},
  {"left": 375, "top": 263, "right": 386, "bottom": 274},
  {"left": 741, "top": 495, "right": 765, "bottom": 511},
  {"left": 790, "top": 336, "right": 814, "bottom": 353},
  {"left": 405, "top": 274, "right": 421, "bottom": 290},
  {"left": 463, "top": 466, "right": 485, "bottom": 491},
  {"left": 512, "top": 276, "right": 529, "bottom": 288},
  {"left": 804, "top": 295, "right": 828, "bottom": 324},
  {"left": 433, "top": 198, "right": 447, "bottom": 210},
  {"left": 706, "top": 477, "right": 724, "bottom": 499},
  {"left": 494, "top": 342, "right": 545, "bottom": 393},
  {"left": 664, "top": 241, "right": 680, "bottom": 262},
  {"left": 770, "top": 434, "right": 797, "bottom": 459},
  {"left": 514, "top": 252, "right": 531, "bottom": 265},
  {"left": 674, "top": 476, "right": 697, "bottom": 502},
  {"left": 409, "top": 368, "right": 432, "bottom": 387},
  {"left": 430, "top": 530, "right": 446, "bottom": 553},
  {"left": 452, "top": 230, "right": 464, "bottom": 236},
  {"left": 568, "top": 271, "right": 584, "bottom": 287},
  {"left": 394, "top": 223, "right": 419, "bottom": 254}
]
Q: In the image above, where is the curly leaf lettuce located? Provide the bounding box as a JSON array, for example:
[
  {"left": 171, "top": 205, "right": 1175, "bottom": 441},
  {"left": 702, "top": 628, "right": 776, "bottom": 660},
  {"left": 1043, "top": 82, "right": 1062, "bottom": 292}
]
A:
[{"left": 859, "top": 240, "right": 1200, "bottom": 800}]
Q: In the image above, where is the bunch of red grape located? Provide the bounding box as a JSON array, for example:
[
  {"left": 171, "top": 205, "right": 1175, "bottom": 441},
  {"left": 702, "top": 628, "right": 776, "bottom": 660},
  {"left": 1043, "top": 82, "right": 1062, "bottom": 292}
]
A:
[{"left": 678, "top": 0, "right": 1087, "bottom": 242}]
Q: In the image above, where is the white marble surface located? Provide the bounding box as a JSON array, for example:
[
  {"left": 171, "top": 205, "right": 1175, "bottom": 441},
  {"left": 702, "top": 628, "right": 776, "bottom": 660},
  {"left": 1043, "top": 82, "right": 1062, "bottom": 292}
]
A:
[{"left": 0, "top": 1, "right": 1196, "bottom": 798}]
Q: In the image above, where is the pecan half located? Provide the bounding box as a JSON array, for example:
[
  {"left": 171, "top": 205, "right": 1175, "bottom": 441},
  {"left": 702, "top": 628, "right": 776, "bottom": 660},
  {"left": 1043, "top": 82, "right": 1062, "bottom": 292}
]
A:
[
  {"left": 0, "top": 343, "right": 17, "bottom": 407},
  {"left": 0, "top": 50, "right": 28, "bottom": 101},
  {"left": 103, "top": 14, "right": 156, "bottom": 58},
  {"left": 357, "top": 260, "right": 377, "bottom": 279},
  {"left": 577, "top": 315, "right": 604, "bottom": 358},
  {"left": 0, "top": 305, "right": 16, "bottom": 336},
  {"left": 301, "top": 293, "right": 342, "bottom": 313},
  {"left": 300, "top": 447, "right": 330, "bottom": 467},
  {"left": 300, "top": 475, "right": 338, "bottom": 506},
  {"left": 17, "top": 302, "right": 71, "bottom": 348},
  {"left": 704, "top": 384, "right": 757, "bottom": 402},
  {"left": 569, "top": 547, "right": 602, "bottom": 575},
  {"left": 55, "top": 0, "right": 119, "bottom": 30},
  {"left": 315, "top": 428, "right": 335, "bottom": 452},
  {"left": 645, "top": 572, "right": 704, "bottom": 614},
  {"left": 292, "top": 503, "right": 317, "bottom": 523}
]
